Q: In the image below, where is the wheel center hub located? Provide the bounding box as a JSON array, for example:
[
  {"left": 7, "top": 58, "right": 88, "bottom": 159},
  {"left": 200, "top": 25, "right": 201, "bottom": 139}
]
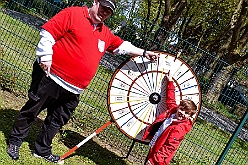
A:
[{"left": 149, "top": 92, "right": 161, "bottom": 104}]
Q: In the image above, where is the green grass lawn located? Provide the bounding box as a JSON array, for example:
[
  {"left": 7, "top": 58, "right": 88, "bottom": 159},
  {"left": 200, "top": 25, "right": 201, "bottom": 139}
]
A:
[
  {"left": 2, "top": 67, "right": 247, "bottom": 163},
  {"left": 0, "top": 90, "right": 137, "bottom": 165}
]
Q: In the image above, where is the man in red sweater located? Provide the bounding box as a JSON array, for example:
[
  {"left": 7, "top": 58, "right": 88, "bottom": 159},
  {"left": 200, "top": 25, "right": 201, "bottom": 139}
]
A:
[
  {"left": 142, "top": 73, "right": 197, "bottom": 165},
  {"left": 7, "top": 0, "right": 159, "bottom": 163}
]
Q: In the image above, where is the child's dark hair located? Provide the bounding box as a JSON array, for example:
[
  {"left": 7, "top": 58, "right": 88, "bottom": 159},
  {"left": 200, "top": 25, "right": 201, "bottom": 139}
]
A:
[{"left": 179, "top": 99, "right": 197, "bottom": 117}]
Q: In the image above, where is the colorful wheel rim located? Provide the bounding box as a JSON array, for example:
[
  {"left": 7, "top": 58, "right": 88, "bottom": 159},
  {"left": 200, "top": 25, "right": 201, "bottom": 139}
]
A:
[{"left": 107, "top": 51, "right": 202, "bottom": 144}]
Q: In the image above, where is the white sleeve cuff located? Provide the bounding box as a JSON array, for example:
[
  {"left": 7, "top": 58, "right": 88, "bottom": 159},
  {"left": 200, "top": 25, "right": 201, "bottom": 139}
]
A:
[
  {"left": 39, "top": 55, "right": 53, "bottom": 62},
  {"left": 36, "top": 29, "right": 55, "bottom": 60},
  {"left": 113, "top": 41, "right": 136, "bottom": 55}
]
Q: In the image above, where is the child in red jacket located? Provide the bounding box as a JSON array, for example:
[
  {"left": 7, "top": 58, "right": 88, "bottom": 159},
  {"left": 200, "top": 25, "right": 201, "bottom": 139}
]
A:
[{"left": 142, "top": 72, "right": 197, "bottom": 165}]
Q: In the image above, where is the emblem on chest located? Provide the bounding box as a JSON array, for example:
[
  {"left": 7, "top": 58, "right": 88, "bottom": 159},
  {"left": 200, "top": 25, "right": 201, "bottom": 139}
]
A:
[{"left": 98, "top": 39, "right": 105, "bottom": 53}]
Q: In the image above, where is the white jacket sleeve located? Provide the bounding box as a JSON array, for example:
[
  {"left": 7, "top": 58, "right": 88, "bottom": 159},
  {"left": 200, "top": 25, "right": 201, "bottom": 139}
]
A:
[
  {"left": 36, "top": 29, "right": 55, "bottom": 62},
  {"left": 113, "top": 41, "right": 136, "bottom": 55},
  {"left": 113, "top": 41, "right": 155, "bottom": 57}
]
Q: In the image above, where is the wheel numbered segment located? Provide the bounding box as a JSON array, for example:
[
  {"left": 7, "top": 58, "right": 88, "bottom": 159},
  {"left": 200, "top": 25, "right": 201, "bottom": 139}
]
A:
[{"left": 107, "top": 52, "right": 202, "bottom": 144}]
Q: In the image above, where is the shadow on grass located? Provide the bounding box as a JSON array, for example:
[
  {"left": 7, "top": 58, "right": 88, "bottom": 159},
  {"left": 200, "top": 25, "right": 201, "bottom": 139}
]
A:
[
  {"left": 59, "top": 129, "right": 130, "bottom": 165},
  {"left": 0, "top": 108, "right": 130, "bottom": 165},
  {"left": 0, "top": 108, "right": 46, "bottom": 149}
]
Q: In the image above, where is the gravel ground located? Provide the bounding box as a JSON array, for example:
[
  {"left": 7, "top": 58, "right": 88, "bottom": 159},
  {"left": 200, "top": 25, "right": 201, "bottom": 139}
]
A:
[{"left": 1, "top": 8, "right": 247, "bottom": 142}]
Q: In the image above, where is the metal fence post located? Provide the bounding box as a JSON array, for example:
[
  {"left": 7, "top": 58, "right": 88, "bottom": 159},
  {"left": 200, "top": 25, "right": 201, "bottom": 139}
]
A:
[{"left": 216, "top": 109, "right": 248, "bottom": 165}]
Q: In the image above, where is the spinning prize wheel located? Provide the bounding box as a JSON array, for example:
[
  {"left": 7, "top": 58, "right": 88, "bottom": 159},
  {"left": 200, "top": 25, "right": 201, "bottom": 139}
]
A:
[
  {"left": 58, "top": 52, "right": 202, "bottom": 162},
  {"left": 107, "top": 51, "right": 202, "bottom": 144}
]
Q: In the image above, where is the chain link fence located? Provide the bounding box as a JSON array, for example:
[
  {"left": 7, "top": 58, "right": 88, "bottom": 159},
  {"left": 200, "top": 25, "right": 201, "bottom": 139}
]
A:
[{"left": 0, "top": 0, "right": 247, "bottom": 164}]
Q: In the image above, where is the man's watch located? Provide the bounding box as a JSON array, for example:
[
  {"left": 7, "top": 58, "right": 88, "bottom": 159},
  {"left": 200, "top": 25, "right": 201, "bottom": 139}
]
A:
[{"left": 143, "top": 49, "right": 146, "bottom": 57}]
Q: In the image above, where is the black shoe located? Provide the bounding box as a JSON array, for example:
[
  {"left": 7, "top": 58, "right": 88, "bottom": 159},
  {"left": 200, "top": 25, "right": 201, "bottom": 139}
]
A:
[
  {"left": 7, "top": 144, "right": 19, "bottom": 160},
  {"left": 33, "top": 152, "right": 60, "bottom": 163}
]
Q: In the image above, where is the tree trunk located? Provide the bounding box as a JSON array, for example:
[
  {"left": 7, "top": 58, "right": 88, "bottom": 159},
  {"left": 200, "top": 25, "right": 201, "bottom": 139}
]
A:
[
  {"left": 207, "top": 65, "right": 234, "bottom": 104},
  {"left": 149, "top": 0, "right": 187, "bottom": 50}
]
